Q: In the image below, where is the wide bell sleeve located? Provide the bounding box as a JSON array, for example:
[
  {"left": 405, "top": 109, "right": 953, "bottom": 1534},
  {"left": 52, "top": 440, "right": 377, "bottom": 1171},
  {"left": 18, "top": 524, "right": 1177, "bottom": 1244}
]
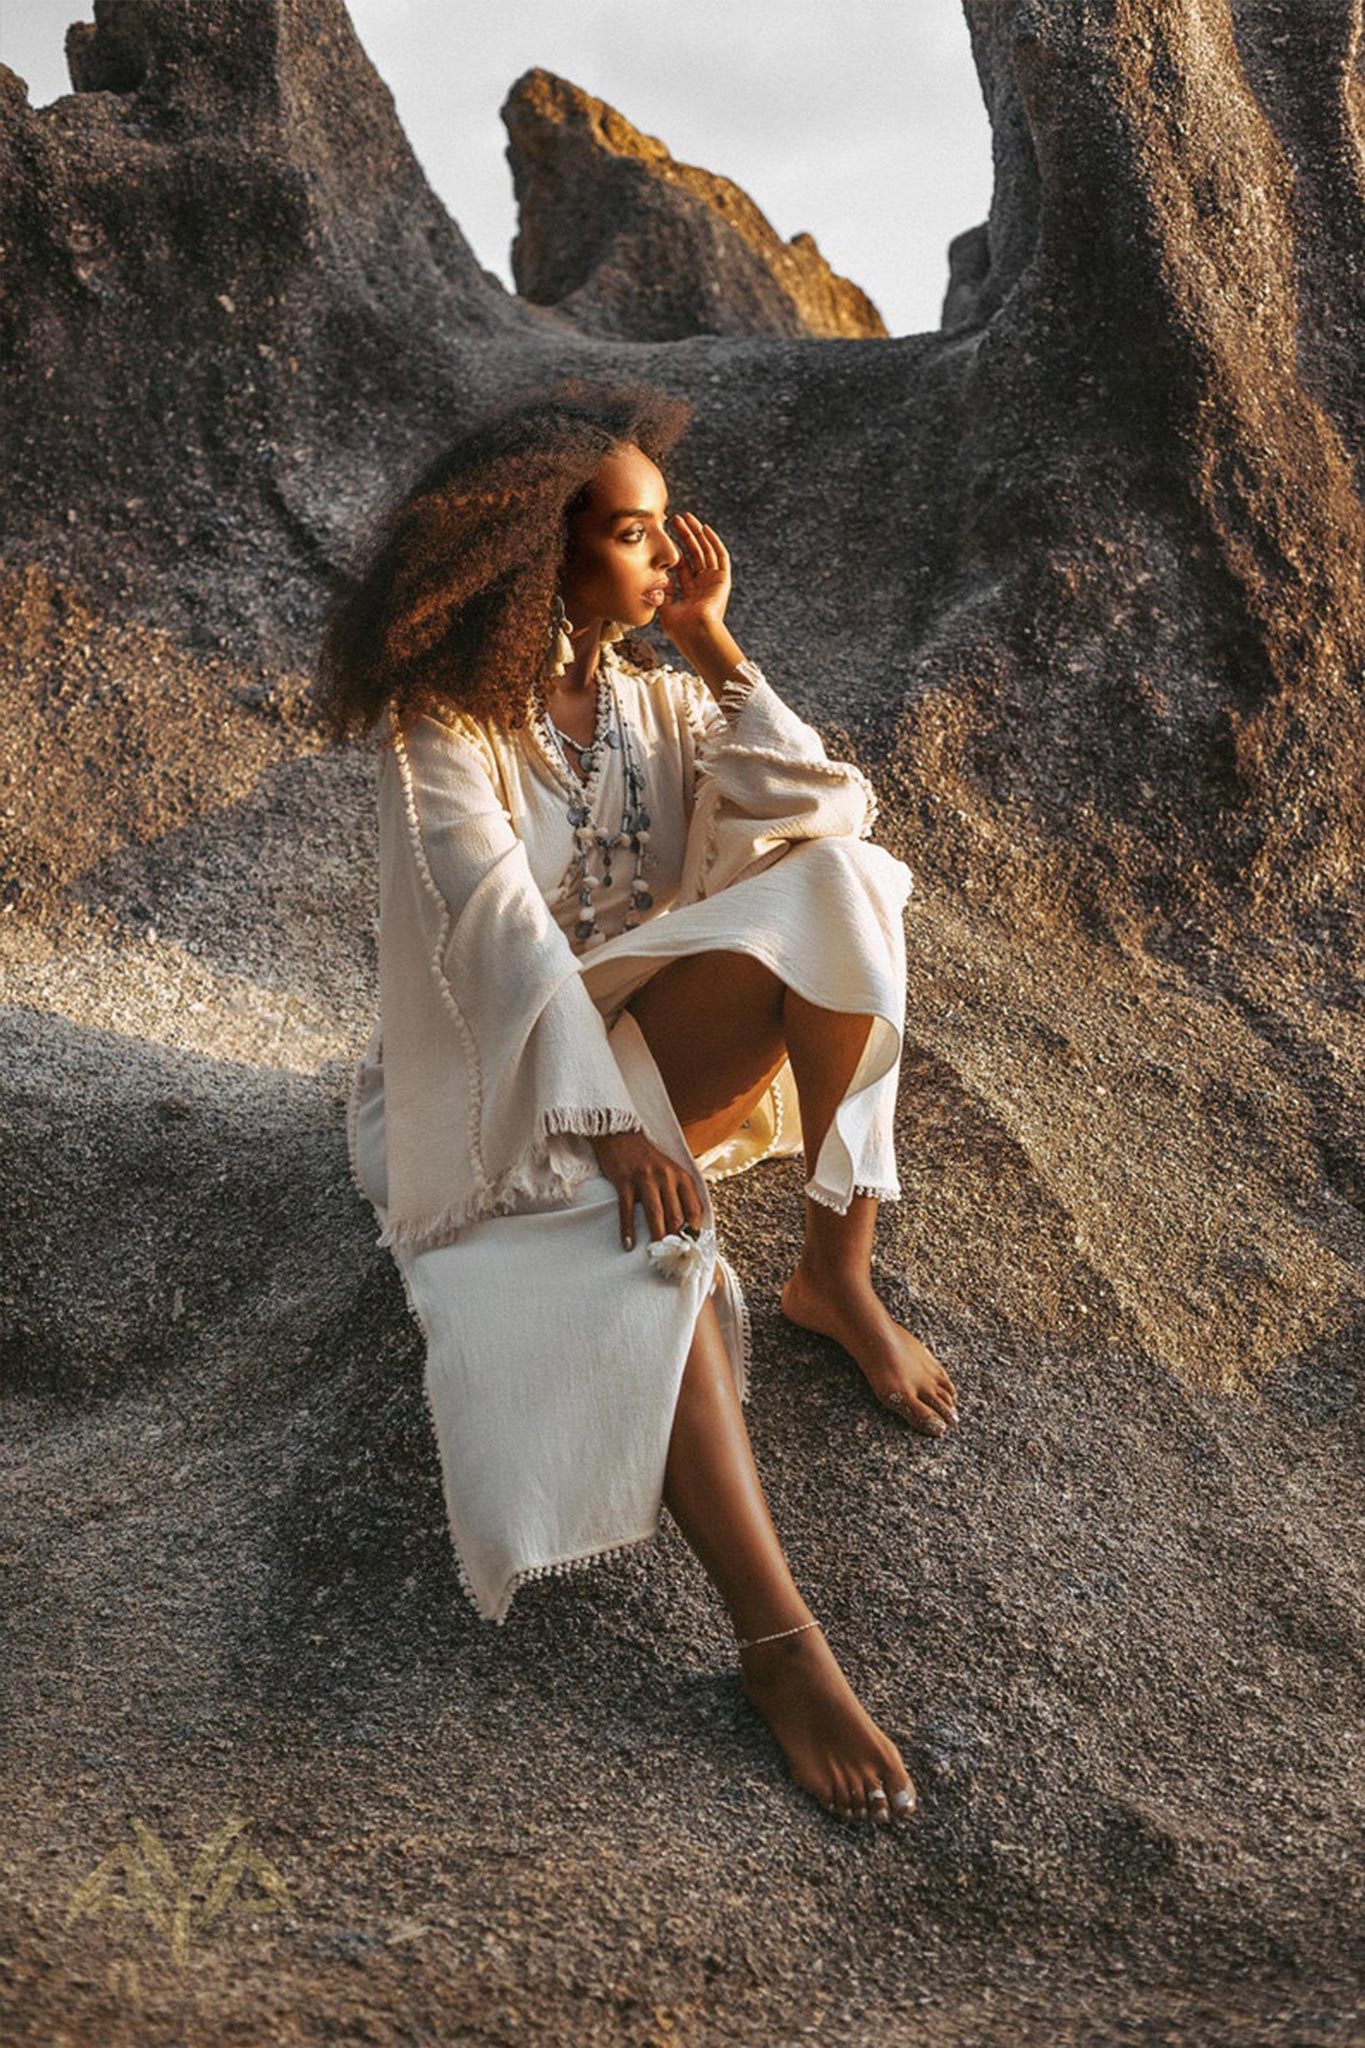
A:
[
  {"left": 669, "top": 657, "right": 883, "bottom": 904},
  {"left": 373, "top": 708, "right": 644, "bottom": 1254}
]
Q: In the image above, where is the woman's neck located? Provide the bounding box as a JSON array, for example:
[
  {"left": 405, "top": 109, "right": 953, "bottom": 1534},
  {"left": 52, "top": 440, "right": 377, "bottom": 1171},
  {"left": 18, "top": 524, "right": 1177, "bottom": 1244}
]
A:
[{"left": 555, "top": 620, "right": 606, "bottom": 695}]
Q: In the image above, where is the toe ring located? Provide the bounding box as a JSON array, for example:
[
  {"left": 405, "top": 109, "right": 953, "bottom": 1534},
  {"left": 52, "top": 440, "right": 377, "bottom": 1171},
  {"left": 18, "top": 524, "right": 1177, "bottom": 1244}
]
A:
[{"left": 868, "top": 1787, "right": 889, "bottom": 1803}]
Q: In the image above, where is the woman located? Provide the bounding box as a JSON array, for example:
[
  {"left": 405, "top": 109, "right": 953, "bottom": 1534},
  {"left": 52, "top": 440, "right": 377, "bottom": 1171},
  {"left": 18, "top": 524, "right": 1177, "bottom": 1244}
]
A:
[{"left": 317, "top": 377, "right": 959, "bottom": 1829}]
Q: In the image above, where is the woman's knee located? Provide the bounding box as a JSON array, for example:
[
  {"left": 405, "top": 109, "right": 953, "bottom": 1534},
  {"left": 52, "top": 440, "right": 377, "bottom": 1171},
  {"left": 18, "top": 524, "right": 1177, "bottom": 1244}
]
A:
[{"left": 627, "top": 946, "right": 785, "bottom": 1034}]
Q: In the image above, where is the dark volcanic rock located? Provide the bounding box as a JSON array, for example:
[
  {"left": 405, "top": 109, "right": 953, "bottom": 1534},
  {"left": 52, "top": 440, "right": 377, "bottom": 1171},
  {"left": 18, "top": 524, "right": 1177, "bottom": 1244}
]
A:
[
  {"left": 0, "top": 0, "right": 527, "bottom": 661},
  {"left": 933, "top": 0, "right": 1365, "bottom": 926},
  {"left": 502, "top": 66, "right": 889, "bottom": 342}
]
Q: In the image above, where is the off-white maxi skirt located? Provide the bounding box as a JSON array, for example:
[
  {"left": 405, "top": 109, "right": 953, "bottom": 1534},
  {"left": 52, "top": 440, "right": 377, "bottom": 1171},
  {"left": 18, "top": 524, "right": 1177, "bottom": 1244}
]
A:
[{"left": 349, "top": 833, "right": 912, "bottom": 1623}]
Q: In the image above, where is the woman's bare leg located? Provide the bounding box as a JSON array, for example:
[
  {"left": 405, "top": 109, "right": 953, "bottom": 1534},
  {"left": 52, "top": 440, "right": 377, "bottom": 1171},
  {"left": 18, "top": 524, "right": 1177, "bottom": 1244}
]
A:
[
  {"left": 627, "top": 950, "right": 940, "bottom": 1821},
  {"left": 777, "top": 988, "right": 959, "bottom": 1435},
  {"left": 627, "top": 952, "right": 958, "bottom": 1433},
  {"left": 663, "top": 1286, "right": 916, "bottom": 1826}
]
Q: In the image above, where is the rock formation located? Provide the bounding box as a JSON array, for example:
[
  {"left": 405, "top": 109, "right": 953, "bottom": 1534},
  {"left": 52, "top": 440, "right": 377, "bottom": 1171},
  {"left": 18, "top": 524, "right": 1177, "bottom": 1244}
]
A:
[
  {"left": 938, "top": 0, "right": 1365, "bottom": 923},
  {"left": 2, "top": 4, "right": 1360, "bottom": 2043},
  {"left": 0, "top": 0, "right": 526, "bottom": 660},
  {"left": 502, "top": 67, "right": 889, "bottom": 341}
]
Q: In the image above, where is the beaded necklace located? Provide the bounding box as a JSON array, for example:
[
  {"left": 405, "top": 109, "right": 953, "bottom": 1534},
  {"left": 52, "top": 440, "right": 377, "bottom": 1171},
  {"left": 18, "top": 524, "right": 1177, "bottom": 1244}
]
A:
[{"left": 530, "top": 648, "right": 655, "bottom": 948}]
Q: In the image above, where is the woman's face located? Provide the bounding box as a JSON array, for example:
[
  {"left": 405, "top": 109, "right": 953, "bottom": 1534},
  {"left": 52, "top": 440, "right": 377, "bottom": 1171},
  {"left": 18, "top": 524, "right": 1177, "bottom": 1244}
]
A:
[{"left": 560, "top": 443, "right": 682, "bottom": 631}]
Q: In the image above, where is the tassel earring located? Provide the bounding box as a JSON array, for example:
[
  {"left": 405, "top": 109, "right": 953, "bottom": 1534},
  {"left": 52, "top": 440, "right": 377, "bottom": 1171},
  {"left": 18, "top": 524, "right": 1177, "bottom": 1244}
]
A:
[{"left": 546, "top": 589, "right": 576, "bottom": 680}]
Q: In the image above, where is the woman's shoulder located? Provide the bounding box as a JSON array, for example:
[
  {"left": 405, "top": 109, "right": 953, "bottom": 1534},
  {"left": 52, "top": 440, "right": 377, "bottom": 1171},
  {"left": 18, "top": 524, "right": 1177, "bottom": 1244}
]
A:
[
  {"left": 609, "top": 642, "right": 707, "bottom": 715},
  {"left": 396, "top": 699, "right": 501, "bottom": 774}
]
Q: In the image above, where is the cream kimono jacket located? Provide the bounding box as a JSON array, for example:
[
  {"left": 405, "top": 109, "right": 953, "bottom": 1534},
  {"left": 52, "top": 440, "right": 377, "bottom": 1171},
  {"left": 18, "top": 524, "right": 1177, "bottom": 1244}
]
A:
[{"left": 347, "top": 645, "right": 914, "bottom": 1621}]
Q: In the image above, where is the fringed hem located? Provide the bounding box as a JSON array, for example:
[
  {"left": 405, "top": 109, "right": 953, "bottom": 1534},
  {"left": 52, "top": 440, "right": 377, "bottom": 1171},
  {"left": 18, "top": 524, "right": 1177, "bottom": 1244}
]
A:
[
  {"left": 448, "top": 1524, "right": 661, "bottom": 1627},
  {"left": 699, "top": 739, "right": 880, "bottom": 837},
  {"left": 541, "top": 1104, "right": 644, "bottom": 1138},
  {"left": 374, "top": 1102, "right": 644, "bottom": 1254},
  {"left": 803, "top": 1177, "right": 903, "bottom": 1216},
  {"left": 718, "top": 659, "right": 766, "bottom": 725},
  {"left": 375, "top": 1154, "right": 590, "bottom": 1254}
]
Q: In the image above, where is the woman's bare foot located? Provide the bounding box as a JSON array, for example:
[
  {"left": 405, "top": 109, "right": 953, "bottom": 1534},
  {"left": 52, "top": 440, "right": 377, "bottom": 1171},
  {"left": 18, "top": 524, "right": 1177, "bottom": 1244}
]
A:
[
  {"left": 737, "top": 1622, "right": 918, "bottom": 1825},
  {"left": 778, "top": 1264, "right": 959, "bottom": 1435}
]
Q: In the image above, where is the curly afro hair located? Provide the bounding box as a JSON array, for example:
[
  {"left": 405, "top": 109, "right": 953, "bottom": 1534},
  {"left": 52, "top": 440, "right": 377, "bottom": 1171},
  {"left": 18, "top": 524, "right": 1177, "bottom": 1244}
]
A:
[{"left": 313, "top": 375, "right": 694, "bottom": 746}]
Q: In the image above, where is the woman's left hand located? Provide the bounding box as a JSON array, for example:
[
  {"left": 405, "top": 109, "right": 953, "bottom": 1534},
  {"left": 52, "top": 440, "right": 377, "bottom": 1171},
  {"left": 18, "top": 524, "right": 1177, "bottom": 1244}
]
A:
[{"left": 655, "top": 511, "right": 731, "bottom": 650}]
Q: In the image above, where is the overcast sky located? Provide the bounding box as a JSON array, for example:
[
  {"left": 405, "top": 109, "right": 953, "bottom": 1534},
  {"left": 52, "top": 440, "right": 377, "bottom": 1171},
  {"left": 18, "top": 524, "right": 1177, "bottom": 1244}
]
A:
[{"left": 0, "top": 0, "right": 992, "bottom": 337}]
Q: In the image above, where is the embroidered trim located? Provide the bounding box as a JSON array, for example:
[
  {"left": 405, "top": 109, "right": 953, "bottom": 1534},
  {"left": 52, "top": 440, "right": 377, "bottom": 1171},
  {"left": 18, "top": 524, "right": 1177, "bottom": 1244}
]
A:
[
  {"left": 803, "top": 1177, "right": 903, "bottom": 1214},
  {"left": 447, "top": 1526, "right": 663, "bottom": 1626},
  {"left": 384, "top": 706, "right": 645, "bottom": 1251},
  {"left": 389, "top": 706, "right": 491, "bottom": 1199}
]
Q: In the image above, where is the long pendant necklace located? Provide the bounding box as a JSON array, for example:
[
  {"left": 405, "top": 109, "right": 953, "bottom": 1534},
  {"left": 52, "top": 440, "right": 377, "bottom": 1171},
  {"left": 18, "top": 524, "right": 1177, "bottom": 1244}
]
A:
[{"left": 532, "top": 651, "right": 655, "bottom": 947}]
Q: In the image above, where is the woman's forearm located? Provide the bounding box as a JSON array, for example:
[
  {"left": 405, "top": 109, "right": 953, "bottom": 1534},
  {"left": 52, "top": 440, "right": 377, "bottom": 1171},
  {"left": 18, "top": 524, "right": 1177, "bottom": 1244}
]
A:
[{"left": 669, "top": 621, "right": 751, "bottom": 703}]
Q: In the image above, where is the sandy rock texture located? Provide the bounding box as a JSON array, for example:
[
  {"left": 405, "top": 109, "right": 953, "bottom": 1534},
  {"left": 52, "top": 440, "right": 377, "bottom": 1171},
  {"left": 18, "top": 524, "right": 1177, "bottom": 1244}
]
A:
[
  {"left": 1, "top": 2, "right": 1361, "bottom": 2045},
  {"left": 502, "top": 67, "right": 889, "bottom": 341}
]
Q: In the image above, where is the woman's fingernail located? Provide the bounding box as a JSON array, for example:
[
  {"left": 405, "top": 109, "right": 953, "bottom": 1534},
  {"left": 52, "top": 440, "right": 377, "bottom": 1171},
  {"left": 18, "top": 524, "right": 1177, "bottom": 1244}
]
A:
[{"left": 625, "top": 1238, "right": 633, "bottom": 1251}]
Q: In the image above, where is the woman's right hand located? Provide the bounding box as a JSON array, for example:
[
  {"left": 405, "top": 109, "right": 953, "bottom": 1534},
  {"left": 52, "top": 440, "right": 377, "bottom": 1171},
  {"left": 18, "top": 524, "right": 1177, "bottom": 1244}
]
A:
[{"left": 590, "top": 1128, "right": 707, "bottom": 1252}]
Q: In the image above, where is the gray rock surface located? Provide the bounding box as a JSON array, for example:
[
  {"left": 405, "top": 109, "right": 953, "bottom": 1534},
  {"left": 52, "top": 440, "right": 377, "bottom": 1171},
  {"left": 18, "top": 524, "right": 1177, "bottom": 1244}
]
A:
[{"left": 1, "top": 3, "right": 1361, "bottom": 2044}]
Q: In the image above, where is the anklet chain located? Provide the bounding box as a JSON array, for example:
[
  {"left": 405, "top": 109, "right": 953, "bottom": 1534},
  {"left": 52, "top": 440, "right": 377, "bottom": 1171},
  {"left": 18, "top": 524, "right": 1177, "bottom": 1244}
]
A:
[{"left": 735, "top": 1619, "right": 823, "bottom": 1651}]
